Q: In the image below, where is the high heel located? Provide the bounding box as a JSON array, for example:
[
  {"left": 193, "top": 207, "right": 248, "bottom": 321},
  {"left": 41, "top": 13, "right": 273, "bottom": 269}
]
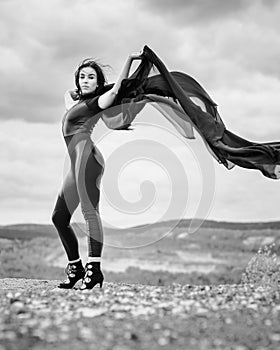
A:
[
  {"left": 57, "top": 261, "right": 85, "bottom": 289},
  {"left": 79, "top": 262, "right": 104, "bottom": 290}
]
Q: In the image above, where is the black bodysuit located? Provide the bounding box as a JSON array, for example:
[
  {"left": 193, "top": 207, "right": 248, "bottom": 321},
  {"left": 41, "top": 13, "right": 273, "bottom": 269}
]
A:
[
  {"left": 62, "top": 95, "right": 103, "bottom": 137},
  {"left": 52, "top": 94, "right": 106, "bottom": 260}
]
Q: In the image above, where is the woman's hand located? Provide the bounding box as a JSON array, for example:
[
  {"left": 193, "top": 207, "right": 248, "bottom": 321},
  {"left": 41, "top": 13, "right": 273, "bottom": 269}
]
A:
[
  {"left": 69, "top": 89, "right": 79, "bottom": 101},
  {"left": 129, "top": 50, "right": 143, "bottom": 60}
]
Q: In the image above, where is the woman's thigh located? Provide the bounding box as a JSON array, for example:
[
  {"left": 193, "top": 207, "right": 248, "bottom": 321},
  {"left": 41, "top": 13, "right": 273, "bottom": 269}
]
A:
[
  {"left": 74, "top": 139, "right": 105, "bottom": 210},
  {"left": 59, "top": 168, "right": 80, "bottom": 215}
]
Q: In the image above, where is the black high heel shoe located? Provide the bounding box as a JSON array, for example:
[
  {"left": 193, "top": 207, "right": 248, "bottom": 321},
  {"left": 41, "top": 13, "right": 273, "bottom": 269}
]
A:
[
  {"left": 57, "top": 261, "right": 85, "bottom": 289},
  {"left": 79, "top": 262, "right": 104, "bottom": 290}
]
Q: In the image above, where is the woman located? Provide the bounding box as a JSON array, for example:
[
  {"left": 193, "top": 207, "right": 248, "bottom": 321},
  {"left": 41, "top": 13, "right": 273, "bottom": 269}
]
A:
[
  {"left": 52, "top": 51, "right": 142, "bottom": 290},
  {"left": 53, "top": 45, "right": 280, "bottom": 290}
]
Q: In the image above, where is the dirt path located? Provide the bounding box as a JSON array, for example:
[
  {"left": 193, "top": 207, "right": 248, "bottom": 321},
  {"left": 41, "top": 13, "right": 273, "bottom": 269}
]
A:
[{"left": 0, "top": 278, "right": 279, "bottom": 350}]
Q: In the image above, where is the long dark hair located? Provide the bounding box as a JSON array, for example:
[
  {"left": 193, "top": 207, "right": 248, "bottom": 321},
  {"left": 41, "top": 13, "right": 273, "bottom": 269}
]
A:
[{"left": 74, "top": 58, "right": 108, "bottom": 98}]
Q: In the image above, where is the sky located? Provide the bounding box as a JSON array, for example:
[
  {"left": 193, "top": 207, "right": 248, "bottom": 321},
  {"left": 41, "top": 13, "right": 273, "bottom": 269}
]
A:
[{"left": 1, "top": 0, "right": 280, "bottom": 229}]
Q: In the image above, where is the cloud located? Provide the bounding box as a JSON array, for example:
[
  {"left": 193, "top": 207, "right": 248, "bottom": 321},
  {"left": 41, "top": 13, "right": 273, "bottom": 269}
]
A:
[
  {"left": 138, "top": 0, "right": 253, "bottom": 26},
  {"left": 0, "top": 120, "right": 64, "bottom": 201},
  {"left": 0, "top": 0, "right": 183, "bottom": 123},
  {"left": 1, "top": 0, "right": 279, "bottom": 125},
  {"left": 212, "top": 162, "right": 280, "bottom": 222}
]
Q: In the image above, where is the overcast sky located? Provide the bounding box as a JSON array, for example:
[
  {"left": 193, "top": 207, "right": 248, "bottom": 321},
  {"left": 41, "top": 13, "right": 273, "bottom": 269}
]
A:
[{"left": 1, "top": 0, "right": 280, "bottom": 228}]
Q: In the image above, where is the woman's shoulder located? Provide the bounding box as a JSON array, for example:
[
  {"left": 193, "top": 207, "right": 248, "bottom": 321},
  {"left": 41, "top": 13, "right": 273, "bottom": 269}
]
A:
[{"left": 83, "top": 94, "right": 104, "bottom": 112}]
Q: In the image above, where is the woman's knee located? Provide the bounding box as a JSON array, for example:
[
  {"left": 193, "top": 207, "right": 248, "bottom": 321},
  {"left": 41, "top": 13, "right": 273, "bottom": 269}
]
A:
[{"left": 51, "top": 210, "right": 69, "bottom": 229}]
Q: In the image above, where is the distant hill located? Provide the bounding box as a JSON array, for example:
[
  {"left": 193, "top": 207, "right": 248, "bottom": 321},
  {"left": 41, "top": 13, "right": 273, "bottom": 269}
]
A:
[
  {"left": 156, "top": 218, "right": 280, "bottom": 231},
  {"left": 107, "top": 218, "right": 280, "bottom": 233},
  {"left": 1, "top": 218, "right": 280, "bottom": 241},
  {"left": 0, "top": 225, "right": 57, "bottom": 240}
]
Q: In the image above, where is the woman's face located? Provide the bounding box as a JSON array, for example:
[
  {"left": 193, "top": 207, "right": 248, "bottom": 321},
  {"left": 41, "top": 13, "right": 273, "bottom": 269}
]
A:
[{"left": 79, "top": 67, "right": 98, "bottom": 95}]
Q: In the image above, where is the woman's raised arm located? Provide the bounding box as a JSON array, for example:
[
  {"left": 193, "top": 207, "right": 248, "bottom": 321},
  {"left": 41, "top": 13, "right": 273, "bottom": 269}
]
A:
[{"left": 98, "top": 51, "right": 142, "bottom": 110}]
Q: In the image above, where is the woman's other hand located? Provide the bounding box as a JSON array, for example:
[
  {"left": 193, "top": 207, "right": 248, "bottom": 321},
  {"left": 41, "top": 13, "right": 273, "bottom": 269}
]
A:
[
  {"left": 69, "top": 89, "right": 79, "bottom": 100},
  {"left": 65, "top": 89, "right": 79, "bottom": 111}
]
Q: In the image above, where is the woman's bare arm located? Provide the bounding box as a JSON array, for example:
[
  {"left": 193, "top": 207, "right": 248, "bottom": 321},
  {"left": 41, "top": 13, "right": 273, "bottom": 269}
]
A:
[{"left": 98, "top": 52, "right": 142, "bottom": 110}]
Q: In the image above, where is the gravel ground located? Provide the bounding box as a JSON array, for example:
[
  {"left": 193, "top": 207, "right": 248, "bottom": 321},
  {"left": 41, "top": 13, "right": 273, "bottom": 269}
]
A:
[{"left": 0, "top": 278, "right": 279, "bottom": 350}]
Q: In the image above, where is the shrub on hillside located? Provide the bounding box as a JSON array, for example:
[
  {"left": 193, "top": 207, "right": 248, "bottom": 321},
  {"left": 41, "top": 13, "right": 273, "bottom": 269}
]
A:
[{"left": 241, "top": 243, "right": 280, "bottom": 289}]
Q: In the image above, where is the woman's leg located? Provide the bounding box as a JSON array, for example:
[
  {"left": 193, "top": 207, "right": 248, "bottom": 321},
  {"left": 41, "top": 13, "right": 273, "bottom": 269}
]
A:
[
  {"left": 51, "top": 169, "right": 80, "bottom": 261},
  {"left": 74, "top": 139, "right": 105, "bottom": 258}
]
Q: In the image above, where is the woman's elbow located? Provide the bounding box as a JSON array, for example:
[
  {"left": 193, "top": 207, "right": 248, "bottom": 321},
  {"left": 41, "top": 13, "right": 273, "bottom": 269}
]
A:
[{"left": 98, "top": 91, "right": 117, "bottom": 109}]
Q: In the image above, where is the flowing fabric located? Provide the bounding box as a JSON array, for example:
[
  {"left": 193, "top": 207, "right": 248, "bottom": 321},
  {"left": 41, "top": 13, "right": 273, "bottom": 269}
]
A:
[{"left": 100, "top": 45, "right": 280, "bottom": 179}]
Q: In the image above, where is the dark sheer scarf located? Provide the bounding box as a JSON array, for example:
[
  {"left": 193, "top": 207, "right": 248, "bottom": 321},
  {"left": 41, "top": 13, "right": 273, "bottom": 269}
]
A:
[{"left": 100, "top": 45, "right": 280, "bottom": 179}]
